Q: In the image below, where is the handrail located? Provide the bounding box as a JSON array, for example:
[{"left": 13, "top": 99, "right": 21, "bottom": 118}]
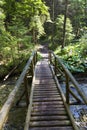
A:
[
  {"left": 49, "top": 51, "right": 87, "bottom": 105},
  {"left": 0, "top": 51, "right": 37, "bottom": 130}
]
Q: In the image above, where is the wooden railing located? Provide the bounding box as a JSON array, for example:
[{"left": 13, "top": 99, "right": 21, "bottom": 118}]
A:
[
  {"left": 49, "top": 51, "right": 87, "bottom": 130},
  {"left": 0, "top": 51, "right": 37, "bottom": 130},
  {"left": 49, "top": 51, "right": 87, "bottom": 105}
]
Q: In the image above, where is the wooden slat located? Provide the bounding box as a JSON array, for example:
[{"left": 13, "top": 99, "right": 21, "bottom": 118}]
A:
[
  {"left": 32, "top": 101, "right": 64, "bottom": 106},
  {"left": 32, "top": 107, "right": 65, "bottom": 111},
  {"left": 29, "top": 126, "right": 73, "bottom": 130},
  {"left": 30, "top": 115, "right": 69, "bottom": 121},
  {"left": 30, "top": 120, "right": 71, "bottom": 127},
  {"left": 33, "top": 97, "right": 62, "bottom": 102},
  {"left": 31, "top": 111, "right": 67, "bottom": 116},
  {"left": 33, "top": 94, "right": 61, "bottom": 97},
  {"left": 32, "top": 105, "right": 65, "bottom": 110}
]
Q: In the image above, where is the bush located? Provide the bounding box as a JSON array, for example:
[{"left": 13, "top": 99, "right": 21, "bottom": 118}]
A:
[{"left": 55, "top": 43, "right": 87, "bottom": 73}]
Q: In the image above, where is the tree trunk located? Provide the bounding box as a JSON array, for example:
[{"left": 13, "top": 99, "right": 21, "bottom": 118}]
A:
[
  {"left": 62, "top": 0, "right": 68, "bottom": 48},
  {"left": 52, "top": 0, "right": 55, "bottom": 44}
]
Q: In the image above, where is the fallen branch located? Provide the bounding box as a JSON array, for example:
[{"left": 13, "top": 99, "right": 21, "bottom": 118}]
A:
[{"left": 3, "top": 60, "right": 24, "bottom": 81}]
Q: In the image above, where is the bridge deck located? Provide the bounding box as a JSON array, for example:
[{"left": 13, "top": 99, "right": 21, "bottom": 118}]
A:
[{"left": 26, "top": 60, "right": 74, "bottom": 130}]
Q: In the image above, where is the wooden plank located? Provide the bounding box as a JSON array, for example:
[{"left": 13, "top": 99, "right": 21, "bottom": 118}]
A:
[
  {"left": 0, "top": 51, "right": 37, "bottom": 130},
  {"left": 32, "top": 107, "right": 65, "bottom": 111},
  {"left": 34, "top": 88, "right": 58, "bottom": 91},
  {"left": 33, "top": 97, "right": 62, "bottom": 102},
  {"left": 32, "top": 104, "right": 65, "bottom": 109},
  {"left": 33, "top": 94, "right": 60, "bottom": 97},
  {"left": 34, "top": 86, "right": 56, "bottom": 88},
  {"left": 29, "top": 126, "right": 73, "bottom": 130},
  {"left": 34, "top": 82, "right": 56, "bottom": 85},
  {"left": 32, "top": 104, "right": 65, "bottom": 110},
  {"left": 30, "top": 120, "right": 71, "bottom": 127},
  {"left": 30, "top": 115, "right": 69, "bottom": 121},
  {"left": 33, "top": 91, "right": 59, "bottom": 93},
  {"left": 34, "top": 91, "right": 58, "bottom": 94},
  {"left": 32, "top": 108, "right": 66, "bottom": 113},
  {"left": 33, "top": 95, "right": 61, "bottom": 98},
  {"left": 32, "top": 101, "right": 64, "bottom": 106},
  {"left": 34, "top": 83, "right": 56, "bottom": 86},
  {"left": 31, "top": 110, "right": 67, "bottom": 116}
]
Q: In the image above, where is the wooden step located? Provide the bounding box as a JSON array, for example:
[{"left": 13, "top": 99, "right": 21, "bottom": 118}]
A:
[
  {"left": 33, "top": 95, "right": 61, "bottom": 98},
  {"left": 32, "top": 101, "right": 64, "bottom": 106},
  {"left": 33, "top": 97, "right": 62, "bottom": 102},
  {"left": 34, "top": 87, "right": 57, "bottom": 90},
  {"left": 30, "top": 115, "right": 69, "bottom": 121},
  {"left": 32, "top": 107, "right": 65, "bottom": 112},
  {"left": 31, "top": 110, "right": 67, "bottom": 116},
  {"left": 32, "top": 104, "right": 65, "bottom": 109},
  {"left": 30, "top": 120, "right": 71, "bottom": 127},
  {"left": 29, "top": 126, "right": 73, "bottom": 130},
  {"left": 33, "top": 92, "right": 60, "bottom": 96}
]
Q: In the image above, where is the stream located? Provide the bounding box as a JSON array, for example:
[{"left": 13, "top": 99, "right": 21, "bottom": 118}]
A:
[{"left": 59, "top": 73, "right": 87, "bottom": 130}]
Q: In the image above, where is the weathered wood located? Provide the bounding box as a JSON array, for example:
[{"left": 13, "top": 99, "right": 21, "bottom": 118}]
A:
[
  {"left": 24, "top": 75, "right": 29, "bottom": 106},
  {"left": 65, "top": 73, "right": 70, "bottom": 104},
  {"left": 55, "top": 56, "right": 57, "bottom": 75},
  {"left": 32, "top": 106, "right": 65, "bottom": 111},
  {"left": 33, "top": 95, "right": 61, "bottom": 99},
  {"left": 29, "top": 126, "right": 73, "bottom": 130},
  {"left": 34, "top": 88, "right": 57, "bottom": 91},
  {"left": 30, "top": 120, "right": 71, "bottom": 127},
  {"left": 51, "top": 51, "right": 87, "bottom": 104},
  {"left": 30, "top": 115, "right": 69, "bottom": 121},
  {"left": 33, "top": 93, "right": 60, "bottom": 96},
  {"left": 33, "top": 97, "right": 62, "bottom": 102},
  {"left": 24, "top": 60, "right": 75, "bottom": 130},
  {"left": 32, "top": 101, "right": 64, "bottom": 106},
  {"left": 24, "top": 73, "right": 35, "bottom": 130},
  {"left": 50, "top": 65, "right": 79, "bottom": 130},
  {"left": 16, "top": 90, "right": 26, "bottom": 106},
  {"left": 32, "top": 104, "right": 65, "bottom": 110},
  {"left": 0, "top": 51, "right": 37, "bottom": 130},
  {"left": 31, "top": 110, "right": 67, "bottom": 116},
  {"left": 69, "top": 88, "right": 81, "bottom": 102}
]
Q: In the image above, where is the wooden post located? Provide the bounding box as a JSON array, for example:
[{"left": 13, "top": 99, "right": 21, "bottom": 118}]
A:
[
  {"left": 24, "top": 75, "right": 29, "bottom": 107},
  {"left": 49, "top": 51, "right": 52, "bottom": 64},
  {"left": 33, "top": 54, "right": 36, "bottom": 67},
  {"left": 31, "top": 60, "right": 34, "bottom": 77},
  {"left": 69, "top": 88, "right": 81, "bottom": 103},
  {"left": 55, "top": 57, "right": 57, "bottom": 75},
  {"left": 65, "top": 73, "right": 69, "bottom": 104},
  {"left": 35, "top": 51, "right": 37, "bottom": 63}
]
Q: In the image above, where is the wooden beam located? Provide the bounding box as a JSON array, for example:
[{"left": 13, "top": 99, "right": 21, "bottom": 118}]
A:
[
  {"left": 50, "top": 65, "right": 79, "bottom": 130},
  {"left": 0, "top": 51, "right": 36, "bottom": 130}
]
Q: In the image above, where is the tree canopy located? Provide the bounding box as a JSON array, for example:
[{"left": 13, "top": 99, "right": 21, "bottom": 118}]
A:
[{"left": 0, "top": 0, "right": 87, "bottom": 77}]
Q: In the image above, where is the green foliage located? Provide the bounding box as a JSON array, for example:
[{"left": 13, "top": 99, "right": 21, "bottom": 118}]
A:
[
  {"left": 54, "top": 15, "right": 74, "bottom": 45},
  {"left": 79, "top": 32, "right": 87, "bottom": 56},
  {"left": 30, "top": 15, "right": 45, "bottom": 39},
  {"left": 55, "top": 42, "right": 87, "bottom": 72},
  {"left": 70, "top": 0, "right": 87, "bottom": 38}
]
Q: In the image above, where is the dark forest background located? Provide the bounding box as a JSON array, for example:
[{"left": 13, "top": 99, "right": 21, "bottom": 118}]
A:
[{"left": 0, "top": 0, "right": 87, "bottom": 78}]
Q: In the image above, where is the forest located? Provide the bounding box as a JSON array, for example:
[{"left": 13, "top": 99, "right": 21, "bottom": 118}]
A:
[{"left": 0, "top": 0, "right": 87, "bottom": 78}]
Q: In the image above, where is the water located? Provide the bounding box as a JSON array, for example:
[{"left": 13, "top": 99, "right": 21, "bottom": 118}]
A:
[{"left": 60, "top": 76, "right": 87, "bottom": 130}]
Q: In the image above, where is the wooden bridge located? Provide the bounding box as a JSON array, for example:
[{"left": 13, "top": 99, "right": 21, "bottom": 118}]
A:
[
  {"left": 0, "top": 50, "right": 87, "bottom": 130},
  {"left": 24, "top": 59, "right": 75, "bottom": 130}
]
